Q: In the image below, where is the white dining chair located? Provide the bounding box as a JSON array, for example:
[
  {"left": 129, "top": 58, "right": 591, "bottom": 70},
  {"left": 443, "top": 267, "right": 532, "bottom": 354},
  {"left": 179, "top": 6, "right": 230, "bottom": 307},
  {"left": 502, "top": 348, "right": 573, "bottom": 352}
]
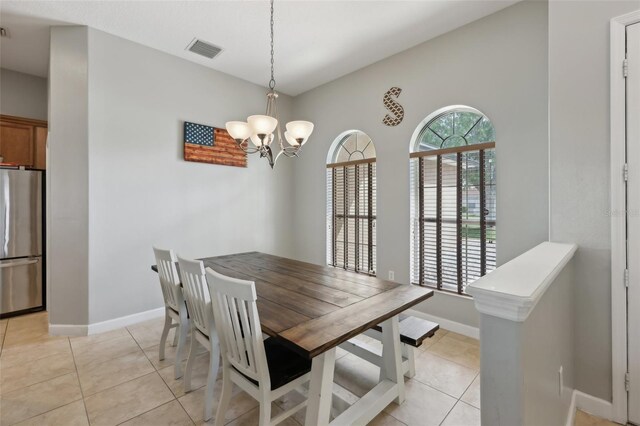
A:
[
  {"left": 177, "top": 256, "right": 220, "bottom": 422},
  {"left": 153, "top": 247, "right": 190, "bottom": 380},
  {"left": 206, "top": 267, "right": 312, "bottom": 426}
]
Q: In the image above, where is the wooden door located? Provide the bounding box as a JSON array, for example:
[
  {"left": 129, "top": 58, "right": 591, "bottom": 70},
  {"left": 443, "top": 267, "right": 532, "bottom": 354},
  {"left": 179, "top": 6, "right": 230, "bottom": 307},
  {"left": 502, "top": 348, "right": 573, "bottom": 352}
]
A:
[{"left": 0, "top": 121, "right": 33, "bottom": 166}]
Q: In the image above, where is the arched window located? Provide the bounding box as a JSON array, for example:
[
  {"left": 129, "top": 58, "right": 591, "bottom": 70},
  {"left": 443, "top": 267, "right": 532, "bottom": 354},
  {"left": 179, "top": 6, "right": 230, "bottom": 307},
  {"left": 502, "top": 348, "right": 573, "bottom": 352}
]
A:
[
  {"left": 327, "top": 130, "right": 377, "bottom": 275},
  {"left": 410, "top": 106, "right": 496, "bottom": 294}
]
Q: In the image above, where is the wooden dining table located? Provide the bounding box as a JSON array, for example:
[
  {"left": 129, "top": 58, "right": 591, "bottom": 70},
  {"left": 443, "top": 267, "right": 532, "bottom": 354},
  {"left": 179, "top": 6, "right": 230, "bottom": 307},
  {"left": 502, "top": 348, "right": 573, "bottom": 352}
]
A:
[{"left": 152, "top": 251, "right": 433, "bottom": 425}]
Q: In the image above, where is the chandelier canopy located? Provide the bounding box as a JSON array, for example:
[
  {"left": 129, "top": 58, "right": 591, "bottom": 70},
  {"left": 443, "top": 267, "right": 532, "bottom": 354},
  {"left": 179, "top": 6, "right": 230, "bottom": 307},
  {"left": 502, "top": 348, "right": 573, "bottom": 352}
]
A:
[{"left": 226, "top": 0, "right": 314, "bottom": 168}]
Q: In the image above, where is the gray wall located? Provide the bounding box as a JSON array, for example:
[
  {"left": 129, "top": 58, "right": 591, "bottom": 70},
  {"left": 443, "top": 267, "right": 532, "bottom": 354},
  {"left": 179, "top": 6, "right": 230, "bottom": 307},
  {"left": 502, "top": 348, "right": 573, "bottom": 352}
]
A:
[
  {"left": 86, "top": 29, "right": 295, "bottom": 323},
  {"left": 48, "top": 26, "right": 295, "bottom": 326},
  {"left": 48, "top": 26, "right": 90, "bottom": 326},
  {"left": 480, "top": 260, "right": 575, "bottom": 426},
  {"left": 0, "top": 68, "right": 48, "bottom": 120},
  {"left": 290, "top": 0, "right": 549, "bottom": 327},
  {"left": 549, "top": 0, "right": 640, "bottom": 401}
]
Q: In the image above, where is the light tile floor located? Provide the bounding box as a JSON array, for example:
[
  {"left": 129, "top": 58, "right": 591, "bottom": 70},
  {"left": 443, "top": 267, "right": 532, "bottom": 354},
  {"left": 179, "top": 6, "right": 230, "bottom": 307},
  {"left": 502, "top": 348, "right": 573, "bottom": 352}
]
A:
[
  {"left": 0, "top": 312, "right": 481, "bottom": 425},
  {"left": 574, "top": 410, "right": 622, "bottom": 426}
]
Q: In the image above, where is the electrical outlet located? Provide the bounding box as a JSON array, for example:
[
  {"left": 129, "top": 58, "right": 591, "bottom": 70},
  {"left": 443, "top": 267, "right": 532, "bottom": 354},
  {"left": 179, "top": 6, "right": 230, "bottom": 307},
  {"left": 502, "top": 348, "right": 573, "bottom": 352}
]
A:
[
  {"left": 388, "top": 271, "right": 395, "bottom": 281},
  {"left": 558, "top": 366, "right": 563, "bottom": 397}
]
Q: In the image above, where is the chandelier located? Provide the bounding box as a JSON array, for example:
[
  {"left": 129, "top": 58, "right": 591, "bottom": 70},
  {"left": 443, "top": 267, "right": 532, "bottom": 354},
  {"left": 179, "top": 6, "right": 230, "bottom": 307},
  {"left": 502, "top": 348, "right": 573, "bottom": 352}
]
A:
[{"left": 225, "top": 0, "right": 314, "bottom": 169}]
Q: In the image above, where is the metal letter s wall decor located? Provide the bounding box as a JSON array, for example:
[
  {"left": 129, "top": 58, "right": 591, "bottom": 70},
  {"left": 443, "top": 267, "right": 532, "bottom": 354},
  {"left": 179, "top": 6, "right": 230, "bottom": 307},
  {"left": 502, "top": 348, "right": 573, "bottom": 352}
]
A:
[{"left": 382, "top": 87, "right": 404, "bottom": 127}]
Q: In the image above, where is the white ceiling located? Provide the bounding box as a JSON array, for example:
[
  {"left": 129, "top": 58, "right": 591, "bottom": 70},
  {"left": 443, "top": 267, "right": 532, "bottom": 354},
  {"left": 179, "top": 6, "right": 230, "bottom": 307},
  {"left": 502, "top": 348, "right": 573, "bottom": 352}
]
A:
[{"left": 0, "top": 1, "right": 518, "bottom": 96}]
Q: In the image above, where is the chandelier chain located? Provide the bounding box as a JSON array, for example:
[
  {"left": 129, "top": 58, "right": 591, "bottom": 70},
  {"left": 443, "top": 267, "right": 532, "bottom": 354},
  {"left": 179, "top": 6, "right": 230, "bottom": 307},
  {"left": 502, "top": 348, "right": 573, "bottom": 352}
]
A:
[{"left": 269, "top": 0, "right": 276, "bottom": 90}]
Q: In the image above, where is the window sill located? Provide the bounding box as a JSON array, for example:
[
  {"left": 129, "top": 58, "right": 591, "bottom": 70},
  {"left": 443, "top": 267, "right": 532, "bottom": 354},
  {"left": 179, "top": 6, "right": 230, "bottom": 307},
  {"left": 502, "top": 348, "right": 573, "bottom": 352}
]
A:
[{"left": 411, "top": 283, "right": 473, "bottom": 299}]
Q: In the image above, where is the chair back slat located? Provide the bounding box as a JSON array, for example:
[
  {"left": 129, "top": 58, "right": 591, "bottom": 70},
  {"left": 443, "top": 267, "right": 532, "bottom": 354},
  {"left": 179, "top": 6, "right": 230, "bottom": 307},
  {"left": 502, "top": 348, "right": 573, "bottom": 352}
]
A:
[
  {"left": 228, "top": 296, "right": 249, "bottom": 368},
  {"left": 237, "top": 300, "right": 257, "bottom": 371},
  {"left": 177, "top": 256, "right": 213, "bottom": 337},
  {"left": 219, "top": 293, "right": 239, "bottom": 362},
  {"left": 153, "top": 247, "right": 182, "bottom": 312},
  {"left": 206, "top": 267, "right": 269, "bottom": 387}
]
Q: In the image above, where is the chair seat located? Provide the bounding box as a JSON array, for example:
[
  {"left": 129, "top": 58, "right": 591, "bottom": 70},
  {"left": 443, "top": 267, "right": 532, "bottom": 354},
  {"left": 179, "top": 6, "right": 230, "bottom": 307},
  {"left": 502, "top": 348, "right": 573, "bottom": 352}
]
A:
[{"left": 235, "top": 338, "right": 311, "bottom": 390}]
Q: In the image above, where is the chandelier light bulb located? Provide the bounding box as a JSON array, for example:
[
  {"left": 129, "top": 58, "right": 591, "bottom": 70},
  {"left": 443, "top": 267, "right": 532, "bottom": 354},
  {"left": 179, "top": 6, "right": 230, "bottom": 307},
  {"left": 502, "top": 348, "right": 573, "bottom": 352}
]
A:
[
  {"left": 250, "top": 133, "right": 274, "bottom": 146},
  {"left": 248, "top": 115, "right": 278, "bottom": 136},
  {"left": 284, "top": 131, "right": 299, "bottom": 146},
  {"left": 266, "top": 134, "right": 274, "bottom": 145},
  {"left": 225, "top": 121, "right": 252, "bottom": 141},
  {"left": 286, "top": 121, "right": 314, "bottom": 144},
  {"left": 250, "top": 133, "right": 262, "bottom": 147}
]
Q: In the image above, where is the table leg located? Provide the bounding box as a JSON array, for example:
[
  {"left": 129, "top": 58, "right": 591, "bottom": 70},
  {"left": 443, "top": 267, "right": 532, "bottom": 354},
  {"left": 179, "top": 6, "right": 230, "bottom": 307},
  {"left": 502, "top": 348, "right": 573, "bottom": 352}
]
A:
[
  {"left": 381, "top": 315, "right": 405, "bottom": 404},
  {"left": 305, "top": 347, "right": 337, "bottom": 426}
]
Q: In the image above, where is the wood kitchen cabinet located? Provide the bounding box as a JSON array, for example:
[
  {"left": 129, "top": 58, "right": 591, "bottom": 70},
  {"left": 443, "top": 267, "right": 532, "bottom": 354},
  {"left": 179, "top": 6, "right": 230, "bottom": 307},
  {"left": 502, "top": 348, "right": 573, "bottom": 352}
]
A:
[
  {"left": 0, "top": 115, "right": 48, "bottom": 169},
  {"left": 33, "top": 127, "right": 47, "bottom": 169}
]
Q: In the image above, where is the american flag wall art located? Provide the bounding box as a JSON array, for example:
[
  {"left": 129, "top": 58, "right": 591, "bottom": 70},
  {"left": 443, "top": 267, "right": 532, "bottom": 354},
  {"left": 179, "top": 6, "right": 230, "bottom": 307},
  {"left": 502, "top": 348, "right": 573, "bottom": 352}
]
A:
[{"left": 183, "top": 121, "right": 247, "bottom": 167}]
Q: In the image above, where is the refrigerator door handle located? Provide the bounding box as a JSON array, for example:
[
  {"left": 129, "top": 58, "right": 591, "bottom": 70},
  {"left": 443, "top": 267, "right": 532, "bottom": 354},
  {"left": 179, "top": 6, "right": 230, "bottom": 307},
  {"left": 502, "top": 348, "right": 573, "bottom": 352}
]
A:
[{"left": 0, "top": 258, "right": 39, "bottom": 268}]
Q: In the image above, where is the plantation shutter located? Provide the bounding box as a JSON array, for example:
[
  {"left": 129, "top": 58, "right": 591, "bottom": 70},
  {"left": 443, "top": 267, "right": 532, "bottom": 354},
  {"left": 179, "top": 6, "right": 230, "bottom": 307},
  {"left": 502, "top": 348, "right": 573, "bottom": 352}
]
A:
[
  {"left": 411, "top": 142, "right": 496, "bottom": 294},
  {"left": 327, "top": 158, "right": 376, "bottom": 275}
]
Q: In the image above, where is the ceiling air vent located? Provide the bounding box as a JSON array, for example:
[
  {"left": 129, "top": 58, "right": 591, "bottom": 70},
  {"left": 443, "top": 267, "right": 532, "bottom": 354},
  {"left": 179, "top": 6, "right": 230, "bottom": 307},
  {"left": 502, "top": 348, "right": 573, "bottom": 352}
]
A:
[{"left": 186, "top": 38, "right": 222, "bottom": 59}]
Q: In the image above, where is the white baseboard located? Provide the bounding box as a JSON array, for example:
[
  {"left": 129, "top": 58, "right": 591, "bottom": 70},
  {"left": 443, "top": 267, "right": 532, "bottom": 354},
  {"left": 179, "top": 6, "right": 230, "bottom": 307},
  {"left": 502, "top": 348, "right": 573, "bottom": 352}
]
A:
[
  {"left": 49, "top": 323, "right": 88, "bottom": 336},
  {"left": 565, "top": 389, "right": 577, "bottom": 426},
  {"left": 406, "top": 309, "right": 480, "bottom": 339},
  {"left": 574, "top": 390, "right": 613, "bottom": 421},
  {"left": 565, "top": 389, "right": 614, "bottom": 426},
  {"left": 49, "top": 307, "right": 165, "bottom": 337},
  {"left": 87, "top": 307, "right": 165, "bottom": 335}
]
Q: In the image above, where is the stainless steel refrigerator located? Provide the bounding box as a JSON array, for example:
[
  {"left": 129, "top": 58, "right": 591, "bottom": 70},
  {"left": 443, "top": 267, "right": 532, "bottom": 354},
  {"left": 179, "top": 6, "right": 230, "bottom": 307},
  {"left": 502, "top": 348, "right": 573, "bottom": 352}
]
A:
[{"left": 0, "top": 168, "right": 44, "bottom": 317}]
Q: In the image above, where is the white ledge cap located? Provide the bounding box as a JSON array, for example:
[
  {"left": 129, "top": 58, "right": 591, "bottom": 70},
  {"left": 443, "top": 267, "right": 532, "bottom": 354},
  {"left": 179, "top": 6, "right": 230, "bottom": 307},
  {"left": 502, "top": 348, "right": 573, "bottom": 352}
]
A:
[{"left": 466, "top": 242, "right": 577, "bottom": 322}]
